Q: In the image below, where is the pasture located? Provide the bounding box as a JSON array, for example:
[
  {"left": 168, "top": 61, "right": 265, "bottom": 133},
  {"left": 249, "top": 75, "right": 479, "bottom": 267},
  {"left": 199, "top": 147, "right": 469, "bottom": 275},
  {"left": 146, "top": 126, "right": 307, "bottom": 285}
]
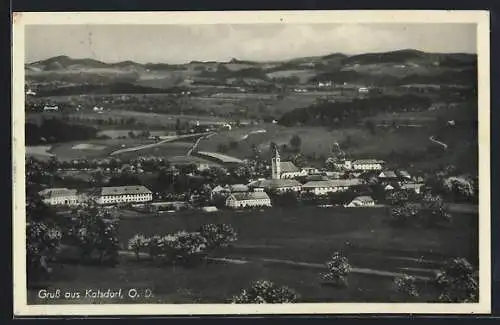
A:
[
  {"left": 42, "top": 138, "right": 155, "bottom": 161},
  {"left": 195, "top": 123, "right": 436, "bottom": 164},
  {"left": 28, "top": 206, "right": 478, "bottom": 304}
]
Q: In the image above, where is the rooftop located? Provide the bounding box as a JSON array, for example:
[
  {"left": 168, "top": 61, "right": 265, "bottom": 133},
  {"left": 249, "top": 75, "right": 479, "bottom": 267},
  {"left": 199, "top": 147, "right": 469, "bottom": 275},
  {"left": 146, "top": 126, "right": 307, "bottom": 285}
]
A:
[
  {"left": 98, "top": 185, "right": 152, "bottom": 196},
  {"left": 280, "top": 161, "right": 300, "bottom": 173},
  {"left": 302, "top": 179, "right": 363, "bottom": 188},
  {"left": 38, "top": 188, "right": 79, "bottom": 199},
  {"left": 353, "top": 159, "right": 385, "bottom": 165},
  {"left": 255, "top": 179, "right": 302, "bottom": 189},
  {"left": 379, "top": 170, "right": 398, "bottom": 178},
  {"left": 229, "top": 192, "right": 271, "bottom": 201},
  {"left": 351, "top": 196, "right": 374, "bottom": 202}
]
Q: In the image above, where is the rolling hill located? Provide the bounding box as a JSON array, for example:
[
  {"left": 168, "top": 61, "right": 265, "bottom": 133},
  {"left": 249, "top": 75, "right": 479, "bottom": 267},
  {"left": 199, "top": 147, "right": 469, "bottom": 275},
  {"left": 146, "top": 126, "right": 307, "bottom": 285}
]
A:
[{"left": 25, "top": 50, "right": 477, "bottom": 93}]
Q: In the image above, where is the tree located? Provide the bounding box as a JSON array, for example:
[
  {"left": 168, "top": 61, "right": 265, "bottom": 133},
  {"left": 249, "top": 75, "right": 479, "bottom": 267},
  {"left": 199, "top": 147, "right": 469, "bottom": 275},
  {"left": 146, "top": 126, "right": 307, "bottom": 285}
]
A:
[
  {"left": 290, "top": 153, "right": 307, "bottom": 168},
  {"left": 289, "top": 134, "right": 302, "bottom": 152},
  {"left": 199, "top": 224, "right": 238, "bottom": 251},
  {"left": 393, "top": 274, "right": 419, "bottom": 297},
  {"left": 320, "top": 252, "right": 351, "bottom": 287},
  {"left": 232, "top": 280, "right": 299, "bottom": 303},
  {"left": 127, "top": 234, "right": 148, "bottom": 260},
  {"left": 68, "top": 206, "right": 120, "bottom": 265},
  {"left": 435, "top": 258, "right": 478, "bottom": 302},
  {"left": 443, "top": 176, "right": 475, "bottom": 202},
  {"left": 385, "top": 189, "right": 410, "bottom": 206}
]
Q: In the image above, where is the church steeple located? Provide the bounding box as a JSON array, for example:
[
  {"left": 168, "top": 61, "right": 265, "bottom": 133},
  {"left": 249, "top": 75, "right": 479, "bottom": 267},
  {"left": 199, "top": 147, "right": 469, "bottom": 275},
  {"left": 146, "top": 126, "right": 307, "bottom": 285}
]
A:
[{"left": 271, "top": 145, "right": 281, "bottom": 180}]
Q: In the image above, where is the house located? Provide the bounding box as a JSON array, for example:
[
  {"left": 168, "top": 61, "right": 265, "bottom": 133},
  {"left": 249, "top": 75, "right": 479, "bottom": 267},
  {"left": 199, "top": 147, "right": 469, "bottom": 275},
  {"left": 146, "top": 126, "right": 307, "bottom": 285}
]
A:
[
  {"left": 93, "top": 185, "right": 153, "bottom": 205},
  {"left": 378, "top": 170, "right": 399, "bottom": 180},
  {"left": 43, "top": 105, "right": 59, "bottom": 112},
  {"left": 397, "top": 170, "right": 412, "bottom": 181},
  {"left": 384, "top": 184, "right": 396, "bottom": 191},
  {"left": 201, "top": 206, "right": 218, "bottom": 213},
  {"left": 352, "top": 159, "right": 385, "bottom": 171},
  {"left": 249, "top": 179, "right": 302, "bottom": 193},
  {"left": 302, "top": 179, "right": 364, "bottom": 196},
  {"left": 401, "top": 183, "right": 425, "bottom": 194},
  {"left": 301, "top": 167, "right": 321, "bottom": 175},
  {"left": 345, "top": 196, "right": 375, "bottom": 207},
  {"left": 225, "top": 191, "right": 272, "bottom": 209},
  {"left": 38, "top": 188, "right": 88, "bottom": 206}
]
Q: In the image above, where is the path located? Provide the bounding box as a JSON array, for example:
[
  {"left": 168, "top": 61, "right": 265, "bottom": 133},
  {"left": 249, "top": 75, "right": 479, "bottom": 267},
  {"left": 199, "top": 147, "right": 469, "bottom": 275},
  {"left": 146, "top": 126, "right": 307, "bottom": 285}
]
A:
[
  {"left": 109, "top": 133, "right": 209, "bottom": 156},
  {"left": 107, "top": 249, "right": 435, "bottom": 281},
  {"left": 429, "top": 136, "right": 448, "bottom": 150},
  {"left": 186, "top": 133, "right": 215, "bottom": 156}
]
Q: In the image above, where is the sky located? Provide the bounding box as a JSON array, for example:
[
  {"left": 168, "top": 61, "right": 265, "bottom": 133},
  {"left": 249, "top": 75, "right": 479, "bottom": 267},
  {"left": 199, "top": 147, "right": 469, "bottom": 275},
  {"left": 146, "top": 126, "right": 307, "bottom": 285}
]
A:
[{"left": 25, "top": 24, "right": 477, "bottom": 64}]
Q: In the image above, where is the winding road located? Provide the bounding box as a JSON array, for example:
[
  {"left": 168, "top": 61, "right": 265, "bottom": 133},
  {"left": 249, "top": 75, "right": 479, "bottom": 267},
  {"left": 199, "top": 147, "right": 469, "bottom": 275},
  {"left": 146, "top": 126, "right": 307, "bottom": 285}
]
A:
[
  {"left": 429, "top": 136, "right": 448, "bottom": 150},
  {"left": 109, "top": 133, "right": 209, "bottom": 156}
]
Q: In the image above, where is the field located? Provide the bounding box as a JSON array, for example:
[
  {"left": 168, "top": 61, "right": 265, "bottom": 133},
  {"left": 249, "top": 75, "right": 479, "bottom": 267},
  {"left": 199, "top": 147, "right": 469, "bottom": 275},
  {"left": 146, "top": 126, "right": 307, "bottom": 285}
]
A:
[
  {"left": 27, "top": 138, "right": 155, "bottom": 161},
  {"left": 28, "top": 206, "right": 478, "bottom": 304},
  {"left": 196, "top": 123, "right": 436, "bottom": 162}
]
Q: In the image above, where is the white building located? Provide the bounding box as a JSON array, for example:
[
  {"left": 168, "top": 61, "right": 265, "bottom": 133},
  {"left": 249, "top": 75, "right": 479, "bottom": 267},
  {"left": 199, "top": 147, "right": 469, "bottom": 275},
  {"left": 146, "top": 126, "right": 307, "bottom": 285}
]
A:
[
  {"left": 225, "top": 191, "right": 272, "bottom": 209},
  {"left": 38, "top": 188, "right": 88, "bottom": 206},
  {"left": 400, "top": 183, "right": 425, "bottom": 194},
  {"left": 302, "top": 179, "right": 364, "bottom": 195},
  {"left": 345, "top": 196, "right": 375, "bottom": 207},
  {"left": 43, "top": 105, "right": 59, "bottom": 112},
  {"left": 93, "top": 185, "right": 153, "bottom": 205},
  {"left": 351, "top": 159, "right": 385, "bottom": 171},
  {"left": 249, "top": 179, "right": 303, "bottom": 193}
]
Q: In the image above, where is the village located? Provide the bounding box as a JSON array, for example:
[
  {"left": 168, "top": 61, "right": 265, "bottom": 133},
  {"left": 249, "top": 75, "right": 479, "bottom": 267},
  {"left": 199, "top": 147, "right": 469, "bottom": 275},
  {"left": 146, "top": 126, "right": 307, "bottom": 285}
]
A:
[{"left": 34, "top": 146, "right": 427, "bottom": 214}]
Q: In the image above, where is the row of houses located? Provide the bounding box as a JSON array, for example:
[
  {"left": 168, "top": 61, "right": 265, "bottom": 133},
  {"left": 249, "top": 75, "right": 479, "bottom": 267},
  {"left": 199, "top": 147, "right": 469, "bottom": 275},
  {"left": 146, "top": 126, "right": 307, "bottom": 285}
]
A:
[
  {"left": 38, "top": 185, "right": 153, "bottom": 207},
  {"left": 223, "top": 188, "right": 375, "bottom": 209}
]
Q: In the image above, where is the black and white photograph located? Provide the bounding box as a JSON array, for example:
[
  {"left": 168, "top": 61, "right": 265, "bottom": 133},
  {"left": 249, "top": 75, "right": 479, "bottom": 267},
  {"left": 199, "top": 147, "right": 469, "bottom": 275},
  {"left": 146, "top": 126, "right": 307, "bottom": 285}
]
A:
[{"left": 12, "top": 11, "right": 491, "bottom": 315}]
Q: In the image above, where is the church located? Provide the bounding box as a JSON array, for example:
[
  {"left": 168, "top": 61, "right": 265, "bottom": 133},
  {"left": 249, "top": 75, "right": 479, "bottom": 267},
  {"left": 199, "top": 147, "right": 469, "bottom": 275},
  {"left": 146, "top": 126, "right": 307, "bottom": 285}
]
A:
[{"left": 271, "top": 146, "right": 306, "bottom": 179}]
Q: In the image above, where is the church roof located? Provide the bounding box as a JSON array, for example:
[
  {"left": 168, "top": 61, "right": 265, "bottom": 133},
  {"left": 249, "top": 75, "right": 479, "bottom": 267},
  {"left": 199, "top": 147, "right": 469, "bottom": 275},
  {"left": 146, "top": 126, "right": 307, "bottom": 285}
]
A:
[{"left": 280, "top": 161, "right": 299, "bottom": 173}]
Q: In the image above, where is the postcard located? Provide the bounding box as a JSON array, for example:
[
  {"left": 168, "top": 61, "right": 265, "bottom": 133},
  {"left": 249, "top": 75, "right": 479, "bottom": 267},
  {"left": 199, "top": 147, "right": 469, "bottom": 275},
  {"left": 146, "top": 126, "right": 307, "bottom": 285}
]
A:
[{"left": 12, "top": 10, "right": 491, "bottom": 316}]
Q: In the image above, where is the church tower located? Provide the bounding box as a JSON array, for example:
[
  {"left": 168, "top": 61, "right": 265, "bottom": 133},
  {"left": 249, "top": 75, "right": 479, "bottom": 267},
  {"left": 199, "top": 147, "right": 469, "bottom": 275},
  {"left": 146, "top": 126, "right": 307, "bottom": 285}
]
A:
[{"left": 271, "top": 145, "right": 281, "bottom": 180}]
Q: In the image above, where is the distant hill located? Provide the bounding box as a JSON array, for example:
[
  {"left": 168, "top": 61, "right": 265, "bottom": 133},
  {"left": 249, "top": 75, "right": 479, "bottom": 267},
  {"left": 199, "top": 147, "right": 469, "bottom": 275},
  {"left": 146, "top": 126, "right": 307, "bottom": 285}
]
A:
[{"left": 25, "top": 49, "right": 477, "bottom": 91}]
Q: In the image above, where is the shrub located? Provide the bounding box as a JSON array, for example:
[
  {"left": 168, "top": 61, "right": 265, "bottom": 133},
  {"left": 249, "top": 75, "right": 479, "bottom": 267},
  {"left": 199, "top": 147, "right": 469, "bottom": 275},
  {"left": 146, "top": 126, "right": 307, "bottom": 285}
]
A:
[
  {"left": 232, "top": 280, "right": 299, "bottom": 303},
  {"left": 434, "top": 257, "right": 478, "bottom": 302},
  {"left": 199, "top": 224, "right": 238, "bottom": 250},
  {"left": 127, "top": 234, "right": 149, "bottom": 260},
  {"left": 320, "top": 252, "right": 351, "bottom": 287},
  {"left": 389, "top": 204, "right": 419, "bottom": 227},
  {"left": 393, "top": 274, "right": 419, "bottom": 297}
]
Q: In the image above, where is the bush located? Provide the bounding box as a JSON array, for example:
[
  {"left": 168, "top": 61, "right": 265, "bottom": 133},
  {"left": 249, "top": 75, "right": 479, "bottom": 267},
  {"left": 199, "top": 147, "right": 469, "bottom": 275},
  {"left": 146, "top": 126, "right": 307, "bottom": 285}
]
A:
[
  {"left": 127, "top": 234, "right": 149, "bottom": 260},
  {"left": 320, "top": 252, "right": 351, "bottom": 287},
  {"left": 232, "top": 280, "right": 299, "bottom": 303},
  {"left": 199, "top": 224, "right": 238, "bottom": 250},
  {"left": 434, "top": 257, "right": 478, "bottom": 302},
  {"left": 393, "top": 274, "right": 419, "bottom": 297},
  {"left": 389, "top": 204, "right": 419, "bottom": 227}
]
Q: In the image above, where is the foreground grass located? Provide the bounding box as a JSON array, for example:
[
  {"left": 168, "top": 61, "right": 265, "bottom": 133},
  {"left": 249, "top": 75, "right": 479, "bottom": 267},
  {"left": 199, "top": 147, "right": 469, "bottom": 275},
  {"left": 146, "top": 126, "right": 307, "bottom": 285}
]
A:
[{"left": 28, "top": 258, "right": 440, "bottom": 304}]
